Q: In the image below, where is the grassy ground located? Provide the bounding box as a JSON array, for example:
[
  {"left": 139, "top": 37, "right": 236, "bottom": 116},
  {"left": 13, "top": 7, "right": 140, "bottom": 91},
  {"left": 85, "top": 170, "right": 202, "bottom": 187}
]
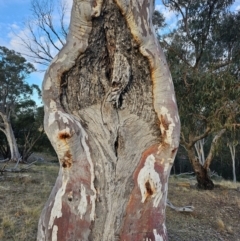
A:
[
  {"left": 0, "top": 154, "right": 59, "bottom": 241},
  {"left": 167, "top": 177, "right": 240, "bottom": 241},
  {"left": 0, "top": 156, "right": 239, "bottom": 241}
]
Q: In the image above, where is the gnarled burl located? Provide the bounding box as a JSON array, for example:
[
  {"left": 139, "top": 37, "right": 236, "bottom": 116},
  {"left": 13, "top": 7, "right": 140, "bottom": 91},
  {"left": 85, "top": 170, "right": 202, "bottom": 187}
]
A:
[{"left": 37, "top": 0, "right": 180, "bottom": 240}]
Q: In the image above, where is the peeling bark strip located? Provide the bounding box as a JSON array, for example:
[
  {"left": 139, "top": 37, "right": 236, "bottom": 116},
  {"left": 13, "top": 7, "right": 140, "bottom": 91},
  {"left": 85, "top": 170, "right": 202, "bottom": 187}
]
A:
[{"left": 38, "top": 0, "right": 180, "bottom": 240}]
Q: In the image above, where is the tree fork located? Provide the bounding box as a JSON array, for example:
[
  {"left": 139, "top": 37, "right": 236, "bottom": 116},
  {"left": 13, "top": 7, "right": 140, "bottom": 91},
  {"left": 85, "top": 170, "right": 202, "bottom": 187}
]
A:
[
  {"left": 187, "top": 147, "right": 214, "bottom": 190},
  {"left": 37, "top": 0, "right": 180, "bottom": 240}
]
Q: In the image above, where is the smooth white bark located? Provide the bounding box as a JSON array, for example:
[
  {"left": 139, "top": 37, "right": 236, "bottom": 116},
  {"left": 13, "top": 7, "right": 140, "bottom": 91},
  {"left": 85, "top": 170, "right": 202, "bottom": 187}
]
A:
[
  {"left": 228, "top": 142, "right": 237, "bottom": 183},
  {"left": 194, "top": 139, "right": 206, "bottom": 166}
]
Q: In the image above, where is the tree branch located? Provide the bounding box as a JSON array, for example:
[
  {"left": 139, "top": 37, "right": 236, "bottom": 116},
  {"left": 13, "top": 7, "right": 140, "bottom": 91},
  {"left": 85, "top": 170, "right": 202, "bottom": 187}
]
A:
[
  {"left": 204, "top": 129, "right": 226, "bottom": 169},
  {"left": 162, "top": 40, "right": 192, "bottom": 67},
  {"left": 190, "top": 127, "right": 211, "bottom": 147}
]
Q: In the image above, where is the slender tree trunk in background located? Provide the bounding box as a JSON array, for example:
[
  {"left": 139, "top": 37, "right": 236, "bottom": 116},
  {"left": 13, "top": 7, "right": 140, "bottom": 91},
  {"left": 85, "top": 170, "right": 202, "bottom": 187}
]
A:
[
  {"left": 37, "top": 0, "right": 180, "bottom": 240},
  {"left": 228, "top": 143, "right": 237, "bottom": 183},
  {"left": 194, "top": 139, "right": 205, "bottom": 166},
  {"left": 0, "top": 115, "right": 21, "bottom": 162},
  {"left": 203, "top": 129, "right": 226, "bottom": 170}
]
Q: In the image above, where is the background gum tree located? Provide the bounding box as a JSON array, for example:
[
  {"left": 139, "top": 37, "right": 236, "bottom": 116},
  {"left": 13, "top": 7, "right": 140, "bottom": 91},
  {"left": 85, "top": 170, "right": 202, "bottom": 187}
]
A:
[
  {"left": 37, "top": 0, "right": 180, "bottom": 240},
  {"left": 0, "top": 46, "right": 36, "bottom": 162},
  {"left": 162, "top": 0, "right": 240, "bottom": 189}
]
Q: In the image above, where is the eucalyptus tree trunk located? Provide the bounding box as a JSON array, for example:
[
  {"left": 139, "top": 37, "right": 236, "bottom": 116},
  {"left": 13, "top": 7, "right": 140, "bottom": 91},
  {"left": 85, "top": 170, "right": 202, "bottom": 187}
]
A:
[
  {"left": 37, "top": 0, "right": 180, "bottom": 240},
  {"left": 194, "top": 139, "right": 205, "bottom": 166},
  {"left": 0, "top": 114, "right": 21, "bottom": 162},
  {"left": 186, "top": 129, "right": 226, "bottom": 190},
  {"left": 228, "top": 142, "right": 237, "bottom": 183},
  {"left": 186, "top": 146, "right": 214, "bottom": 190}
]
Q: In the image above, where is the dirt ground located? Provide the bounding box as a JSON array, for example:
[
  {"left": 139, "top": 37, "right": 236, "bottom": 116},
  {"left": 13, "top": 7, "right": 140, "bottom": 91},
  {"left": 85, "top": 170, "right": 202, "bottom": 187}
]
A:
[
  {"left": 0, "top": 155, "right": 239, "bottom": 240},
  {"left": 167, "top": 177, "right": 240, "bottom": 241}
]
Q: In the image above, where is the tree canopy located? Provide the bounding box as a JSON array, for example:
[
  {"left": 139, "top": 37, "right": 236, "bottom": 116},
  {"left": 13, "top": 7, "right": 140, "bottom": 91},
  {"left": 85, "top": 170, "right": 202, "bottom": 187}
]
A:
[
  {"left": 0, "top": 46, "right": 37, "bottom": 113},
  {"left": 161, "top": 0, "right": 240, "bottom": 188},
  {"left": 0, "top": 46, "right": 39, "bottom": 161}
]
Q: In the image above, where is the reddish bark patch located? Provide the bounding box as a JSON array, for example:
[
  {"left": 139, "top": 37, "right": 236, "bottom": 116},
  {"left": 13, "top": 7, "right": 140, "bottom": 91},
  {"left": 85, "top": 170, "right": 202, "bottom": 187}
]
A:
[
  {"left": 58, "top": 132, "right": 71, "bottom": 140},
  {"left": 120, "top": 144, "right": 168, "bottom": 240},
  {"left": 62, "top": 151, "right": 72, "bottom": 168},
  {"left": 52, "top": 202, "right": 92, "bottom": 241}
]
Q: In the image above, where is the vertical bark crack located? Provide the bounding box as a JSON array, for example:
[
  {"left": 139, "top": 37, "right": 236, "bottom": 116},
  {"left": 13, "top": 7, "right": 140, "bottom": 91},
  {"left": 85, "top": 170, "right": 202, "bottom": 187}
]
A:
[{"left": 114, "top": 133, "right": 119, "bottom": 158}]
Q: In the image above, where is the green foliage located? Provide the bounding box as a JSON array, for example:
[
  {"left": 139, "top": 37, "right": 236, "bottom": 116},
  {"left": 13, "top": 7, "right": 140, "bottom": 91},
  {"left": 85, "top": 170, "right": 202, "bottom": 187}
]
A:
[
  {"left": 0, "top": 46, "right": 37, "bottom": 108},
  {"left": 152, "top": 10, "right": 166, "bottom": 31},
  {"left": 162, "top": 0, "right": 240, "bottom": 141},
  {"left": 0, "top": 46, "right": 51, "bottom": 161},
  {"left": 12, "top": 104, "right": 55, "bottom": 161}
]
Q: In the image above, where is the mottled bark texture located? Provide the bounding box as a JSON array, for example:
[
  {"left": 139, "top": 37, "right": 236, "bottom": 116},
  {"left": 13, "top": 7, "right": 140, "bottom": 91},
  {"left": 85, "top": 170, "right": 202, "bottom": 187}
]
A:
[{"left": 37, "top": 0, "right": 180, "bottom": 240}]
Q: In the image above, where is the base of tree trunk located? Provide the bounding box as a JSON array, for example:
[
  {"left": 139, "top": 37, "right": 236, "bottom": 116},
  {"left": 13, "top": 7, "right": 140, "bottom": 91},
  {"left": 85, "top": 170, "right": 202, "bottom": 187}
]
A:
[
  {"left": 187, "top": 148, "right": 214, "bottom": 190},
  {"left": 196, "top": 168, "right": 214, "bottom": 190}
]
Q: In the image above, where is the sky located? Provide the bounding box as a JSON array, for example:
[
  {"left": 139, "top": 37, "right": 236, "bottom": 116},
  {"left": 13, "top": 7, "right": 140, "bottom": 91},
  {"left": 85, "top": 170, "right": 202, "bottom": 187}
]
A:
[{"left": 0, "top": 0, "right": 240, "bottom": 105}]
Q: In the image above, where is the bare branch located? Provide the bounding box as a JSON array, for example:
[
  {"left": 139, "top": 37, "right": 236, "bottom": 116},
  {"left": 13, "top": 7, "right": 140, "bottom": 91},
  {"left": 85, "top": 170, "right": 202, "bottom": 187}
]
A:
[
  {"left": 15, "top": 0, "right": 68, "bottom": 66},
  {"left": 59, "top": 0, "right": 68, "bottom": 38},
  {"left": 162, "top": 39, "right": 192, "bottom": 67}
]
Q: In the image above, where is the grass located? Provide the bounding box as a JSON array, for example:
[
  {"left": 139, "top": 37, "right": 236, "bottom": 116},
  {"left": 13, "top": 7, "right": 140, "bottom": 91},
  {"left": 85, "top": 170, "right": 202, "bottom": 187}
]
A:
[
  {"left": 167, "top": 176, "right": 240, "bottom": 241},
  {"left": 0, "top": 158, "right": 239, "bottom": 241},
  {"left": 0, "top": 158, "right": 59, "bottom": 241}
]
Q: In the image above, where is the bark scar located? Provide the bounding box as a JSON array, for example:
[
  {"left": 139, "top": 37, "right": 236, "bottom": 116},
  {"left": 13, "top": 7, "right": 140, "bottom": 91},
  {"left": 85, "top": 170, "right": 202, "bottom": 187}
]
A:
[
  {"left": 58, "top": 132, "right": 72, "bottom": 140},
  {"left": 61, "top": 150, "right": 72, "bottom": 168},
  {"left": 145, "top": 180, "right": 153, "bottom": 196}
]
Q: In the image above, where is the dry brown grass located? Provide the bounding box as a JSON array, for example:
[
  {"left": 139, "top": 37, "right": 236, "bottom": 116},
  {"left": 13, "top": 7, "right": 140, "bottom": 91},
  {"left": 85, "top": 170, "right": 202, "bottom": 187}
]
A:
[
  {"left": 0, "top": 159, "right": 58, "bottom": 241},
  {"left": 0, "top": 160, "right": 239, "bottom": 241},
  {"left": 215, "top": 218, "right": 225, "bottom": 232},
  {"left": 167, "top": 176, "right": 240, "bottom": 241},
  {"left": 217, "top": 179, "right": 240, "bottom": 189}
]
